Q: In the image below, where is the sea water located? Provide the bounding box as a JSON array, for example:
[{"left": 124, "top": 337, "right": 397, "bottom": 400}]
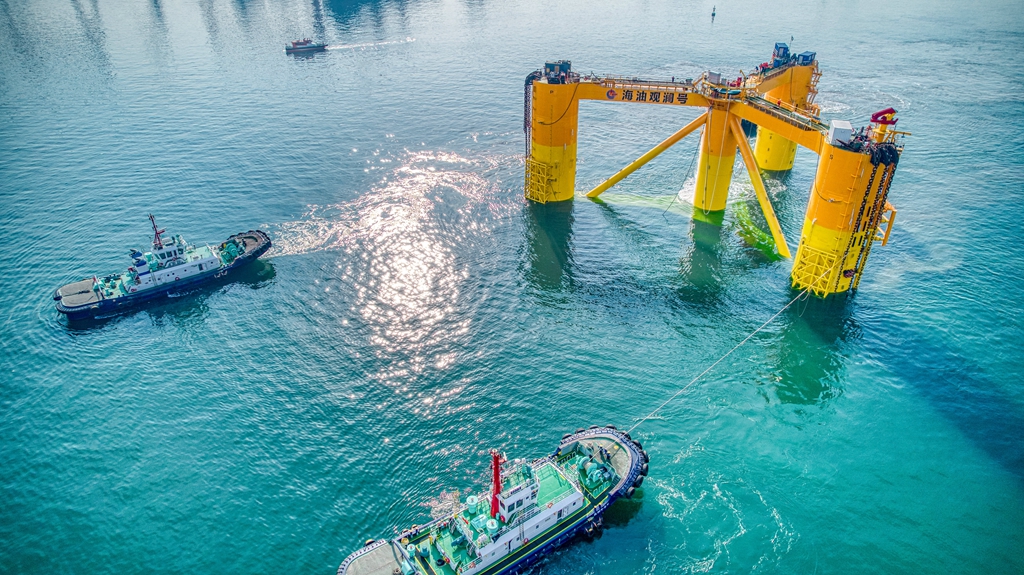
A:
[{"left": 1, "top": 0, "right": 1022, "bottom": 572}]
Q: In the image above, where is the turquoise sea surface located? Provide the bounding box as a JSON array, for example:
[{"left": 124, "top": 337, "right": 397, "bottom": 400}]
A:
[{"left": 2, "top": 0, "right": 1023, "bottom": 573}]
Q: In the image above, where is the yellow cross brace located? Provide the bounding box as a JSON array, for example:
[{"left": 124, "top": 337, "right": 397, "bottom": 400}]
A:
[
  {"left": 586, "top": 112, "right": 708, "bottom": 198},
  {"left": 728, "top": 114, "right": 791, "bottom": 258}
]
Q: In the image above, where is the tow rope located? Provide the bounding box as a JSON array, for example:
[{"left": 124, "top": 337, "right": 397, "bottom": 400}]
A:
[{"left": 626, "top": 275, "right": 826, "bottom": 434}]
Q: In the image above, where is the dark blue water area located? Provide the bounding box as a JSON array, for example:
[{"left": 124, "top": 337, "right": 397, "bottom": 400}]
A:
[{"left": 2, "top": 0, "right": 1023, "bottom": 573}]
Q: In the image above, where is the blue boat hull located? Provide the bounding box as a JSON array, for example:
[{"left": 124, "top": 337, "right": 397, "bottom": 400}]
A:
[{"left": 285, "top": 44, "right": 326, "bottom": 53}]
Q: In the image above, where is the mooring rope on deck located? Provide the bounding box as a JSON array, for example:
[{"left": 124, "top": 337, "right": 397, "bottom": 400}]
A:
[{"left": 626, "top": 275, "right": 825, "bottom": 434}]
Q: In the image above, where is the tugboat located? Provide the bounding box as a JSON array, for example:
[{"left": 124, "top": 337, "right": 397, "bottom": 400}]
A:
[
  {"left": 285, "top": 38, "right": 327, "bottom": 54},
  {"left": 53, "top": 215, "right": 271, "bottom": 320},
  {"left": 338, "top": 426, "right": 649, "bottom": 575}
]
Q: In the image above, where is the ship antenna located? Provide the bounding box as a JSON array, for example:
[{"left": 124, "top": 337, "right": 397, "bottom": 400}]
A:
[{"left": 149, "top": 214, "right": 166, "bottom": 249}]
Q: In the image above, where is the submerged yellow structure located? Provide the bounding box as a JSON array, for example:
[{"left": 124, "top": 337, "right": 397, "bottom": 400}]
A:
[{"left": 523, "top": 45, "right": 906, "bottom": 297}]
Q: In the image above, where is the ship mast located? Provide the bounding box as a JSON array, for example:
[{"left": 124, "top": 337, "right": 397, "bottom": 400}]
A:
[
  {"left": 489, "top": 449, "right": 503, "bottom": 518},
  {"left": 149, "top": 214, "right": 166, "bottom": 249}
]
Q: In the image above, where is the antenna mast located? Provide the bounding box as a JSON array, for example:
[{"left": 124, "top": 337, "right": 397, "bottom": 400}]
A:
[
  {"left": 149, "top": 214, "right": 166, "bottom": 249},
  {"left": 489, "top": 449, "right": 503, "bottom": 518}
]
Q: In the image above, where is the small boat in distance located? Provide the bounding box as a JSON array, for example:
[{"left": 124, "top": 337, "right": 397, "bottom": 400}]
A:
[
  {"left": 53, "top": 215, "right": 271, "bottom": 320},
  {"left": 286, "top": 38, "right": 327, "bottom": 54},
  {"left": 337, "top": 426, "right": 648, "bottom": 575}
]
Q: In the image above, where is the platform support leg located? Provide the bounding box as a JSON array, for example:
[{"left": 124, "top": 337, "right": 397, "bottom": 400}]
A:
[
  {"left": 791, "top": 142, "right": 897, "bottom": 296},
  {"left": 753, "top": 65, "right": 817, "bottom": 171},
  {"left": 526, "top": 81, "right": 579, "bottom": 203},
  {"left": 753, "top": 128, "right": 798, "bottom": 171},
  {"left": 729, "top": 116, "right": 791, "bottom": 258},
  {"left": 693, "top": 105, "right": 736, "bottom": 213}
]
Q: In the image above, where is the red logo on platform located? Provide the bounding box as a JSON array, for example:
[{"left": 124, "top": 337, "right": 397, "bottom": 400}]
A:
[{"left": 606, "top": 89, "right": 617, "bottom": 100}]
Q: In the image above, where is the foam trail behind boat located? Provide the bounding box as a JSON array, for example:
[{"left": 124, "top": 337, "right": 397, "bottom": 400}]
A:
[{"left": 327, "top": 37, "right": 415, "bottom": 50}]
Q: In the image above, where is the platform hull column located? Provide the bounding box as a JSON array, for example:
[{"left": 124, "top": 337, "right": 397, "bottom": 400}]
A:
[
  {"left": 790, "top": 142, "right": 897, "bottom": 296},
  {"left": 527, "top": 81, "right": 579, "bottom": 203},
  {"left": 754, "top": 65, "right": 816, "bottom": 171},
  {"left": 753, "top": 128, "right": 797, "bottom": 171},
  {"left": 693, "top": 106, "right": 737, "bottom": 213}
]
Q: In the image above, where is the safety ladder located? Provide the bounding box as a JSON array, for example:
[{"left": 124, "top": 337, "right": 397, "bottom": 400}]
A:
[
  {"left": 744, "top": 95, "right": 822, "bottom": 131},
  {"left": 875, "top": 203, "right": 897, "bottom": 246},
  {"left": 806, "top": 63, "right": 822, "bottom": 117}
]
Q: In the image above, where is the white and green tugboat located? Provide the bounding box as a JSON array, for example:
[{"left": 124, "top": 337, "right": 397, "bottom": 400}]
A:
[
  {"left": 53, "top": 215, "right": 271, "bottom": 320},
  {"left": 338, "top": 426, "right": 648, "bottom": 575}
]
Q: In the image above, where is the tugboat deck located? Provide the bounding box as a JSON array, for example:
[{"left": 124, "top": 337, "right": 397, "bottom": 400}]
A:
[
  {"left": 534, "top": 463, "right": 574, "bottom": 507},
  {"left": 428, "top": 533, "right": 470, "bottom": 575},
  {"left": 234, "top": 232, "right": 267, "bottom": 254},
  {"left": 566, "top": 436, "right": 633, "bottom": 489},
  {"left": 57, "top": 279, "right": 103, "bottom": 307},
  {"left": 341, "top": 542, "right": 404, "bottom": 575}
]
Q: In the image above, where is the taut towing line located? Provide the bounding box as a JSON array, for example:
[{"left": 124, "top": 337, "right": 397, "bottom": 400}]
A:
[{"left": 335, "top": 269, "right": 837, "bottom": 575}]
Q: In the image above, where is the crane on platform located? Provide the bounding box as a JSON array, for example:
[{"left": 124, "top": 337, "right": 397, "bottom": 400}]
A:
[{"left": 523, "top": 44, "right": 908, "bottom": 297}]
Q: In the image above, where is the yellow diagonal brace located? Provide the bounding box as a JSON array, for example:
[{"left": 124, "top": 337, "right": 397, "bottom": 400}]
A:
[
  {"left": 586, "top": 112, "right": 708, "bottom": 198},
  {"left": 729, "top": 115, "right": 792, "bottom": 258}
]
